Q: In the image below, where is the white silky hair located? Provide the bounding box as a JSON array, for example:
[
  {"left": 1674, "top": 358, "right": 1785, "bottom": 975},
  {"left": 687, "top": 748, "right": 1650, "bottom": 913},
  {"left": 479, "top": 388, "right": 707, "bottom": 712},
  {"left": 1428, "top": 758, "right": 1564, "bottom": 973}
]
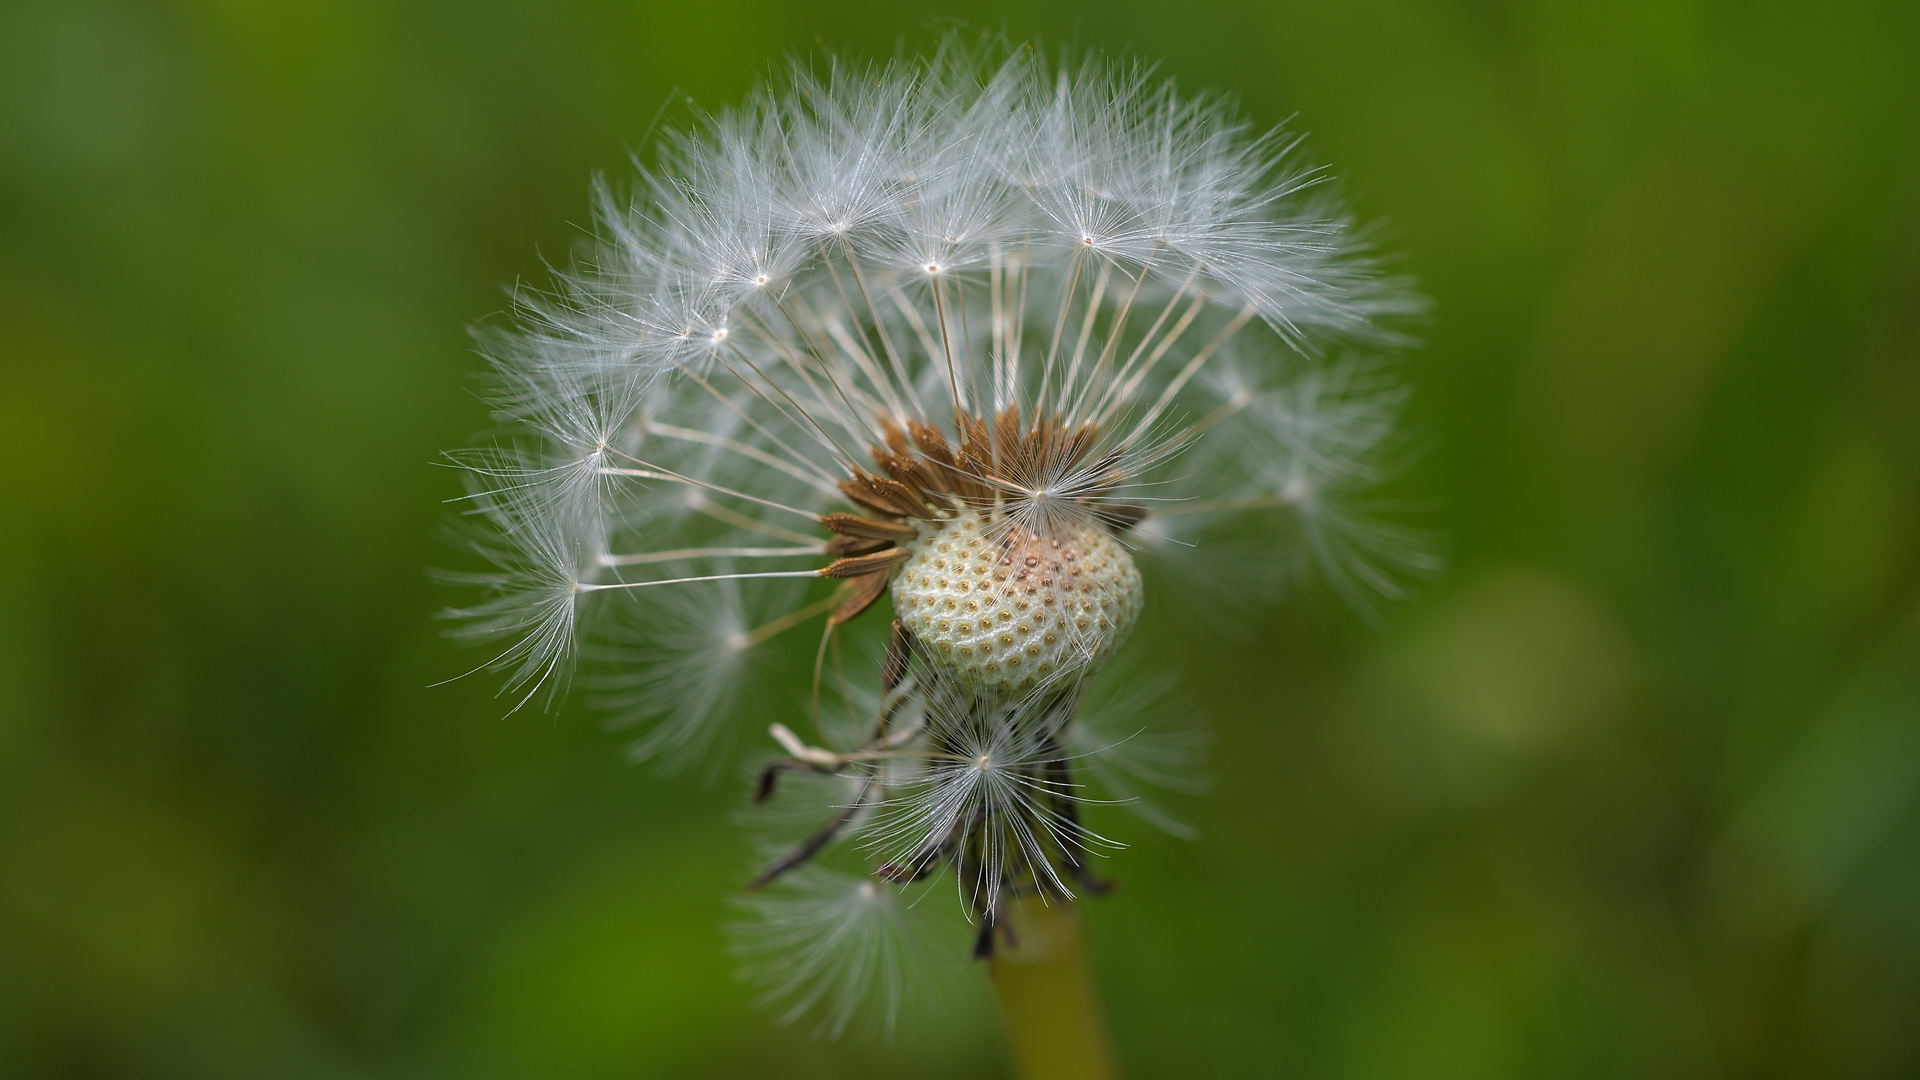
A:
[
  {"left": 443, "top": 32, "right": 1433, "bottom": 1039},
  {"left": 1060, "top": 669, "right": 1210, "bottom": 839},
  {"left": 860, "top": 680, "right": 1121, "bottom": 909},
  {"left": 731, "top": 864, "right": 965, "bottom": 1041},
  {"left": 593, "top": 570, "right": 813, "bottom": 770},
  {"left": 438, "top": 476, "right": 605, "bottom": 714},
  {"left": 1134, "top": 348, "right": 1443, "bottom": 623}
]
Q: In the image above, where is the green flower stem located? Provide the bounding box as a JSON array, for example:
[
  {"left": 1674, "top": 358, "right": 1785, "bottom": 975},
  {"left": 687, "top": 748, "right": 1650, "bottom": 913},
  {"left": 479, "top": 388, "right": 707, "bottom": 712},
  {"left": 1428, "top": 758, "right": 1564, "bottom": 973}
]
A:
[{"left": 989, "top": 897, "right": 1122, "bottom": 1080}]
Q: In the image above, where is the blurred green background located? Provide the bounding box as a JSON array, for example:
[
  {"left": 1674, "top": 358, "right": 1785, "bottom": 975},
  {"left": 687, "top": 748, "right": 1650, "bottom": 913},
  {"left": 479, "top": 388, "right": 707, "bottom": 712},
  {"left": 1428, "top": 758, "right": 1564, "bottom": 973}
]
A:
[{"left": 3, "top": 0, "right": 1917, "bottom": 1076}]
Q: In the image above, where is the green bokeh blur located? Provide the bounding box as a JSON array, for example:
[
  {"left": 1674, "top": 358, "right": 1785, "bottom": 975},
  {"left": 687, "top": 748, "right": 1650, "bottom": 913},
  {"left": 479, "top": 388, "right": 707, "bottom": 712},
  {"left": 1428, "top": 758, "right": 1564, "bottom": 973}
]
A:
[{"left": 3, "top": 0, "right": 1917, "bottom": 1076}]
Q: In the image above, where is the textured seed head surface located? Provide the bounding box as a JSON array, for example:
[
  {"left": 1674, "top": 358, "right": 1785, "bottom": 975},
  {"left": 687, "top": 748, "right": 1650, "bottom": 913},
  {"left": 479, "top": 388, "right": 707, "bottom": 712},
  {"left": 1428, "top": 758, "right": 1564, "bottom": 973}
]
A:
[{"left": 891, "top": 511, "right": 1142, "bottom": 698}]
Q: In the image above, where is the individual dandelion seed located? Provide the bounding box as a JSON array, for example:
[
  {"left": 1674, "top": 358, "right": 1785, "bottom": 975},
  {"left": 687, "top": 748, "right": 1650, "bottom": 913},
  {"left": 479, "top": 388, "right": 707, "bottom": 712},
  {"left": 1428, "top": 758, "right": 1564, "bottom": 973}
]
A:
[
  {"left": 442, "top": 31, "right": 1432, "bottom": 1075},
  {"left": 732, "top": 864, "right": 965, "bottom": 1041}
]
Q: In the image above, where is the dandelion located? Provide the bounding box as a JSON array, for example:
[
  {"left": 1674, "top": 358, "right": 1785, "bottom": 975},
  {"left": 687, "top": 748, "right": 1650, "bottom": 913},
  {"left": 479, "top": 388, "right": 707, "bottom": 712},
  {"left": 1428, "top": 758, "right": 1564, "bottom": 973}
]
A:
[{"left": 443, "top": 33, "right": 1432, "bottom": 1074}]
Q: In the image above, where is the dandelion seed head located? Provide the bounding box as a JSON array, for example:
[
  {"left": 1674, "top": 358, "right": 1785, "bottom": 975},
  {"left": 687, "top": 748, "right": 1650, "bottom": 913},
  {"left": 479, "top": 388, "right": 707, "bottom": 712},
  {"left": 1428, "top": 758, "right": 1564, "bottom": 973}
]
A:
[{"left": 442, "top": 30, "right": 1438, "bottom": 1039}]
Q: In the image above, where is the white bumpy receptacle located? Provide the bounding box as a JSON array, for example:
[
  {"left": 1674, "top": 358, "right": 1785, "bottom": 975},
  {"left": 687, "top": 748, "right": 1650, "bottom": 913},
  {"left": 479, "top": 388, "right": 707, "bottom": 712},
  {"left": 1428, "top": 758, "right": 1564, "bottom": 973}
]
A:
[{"left": 891, "top": 511, "right": 1142, "bottom": 698}]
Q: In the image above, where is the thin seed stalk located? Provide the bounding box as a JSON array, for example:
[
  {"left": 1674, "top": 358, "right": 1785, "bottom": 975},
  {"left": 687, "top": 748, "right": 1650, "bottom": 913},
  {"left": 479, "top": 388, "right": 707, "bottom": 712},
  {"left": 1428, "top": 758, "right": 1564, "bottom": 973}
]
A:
[{"left": 989, "top": 897, "right": 1121, "bottom": 1080}]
